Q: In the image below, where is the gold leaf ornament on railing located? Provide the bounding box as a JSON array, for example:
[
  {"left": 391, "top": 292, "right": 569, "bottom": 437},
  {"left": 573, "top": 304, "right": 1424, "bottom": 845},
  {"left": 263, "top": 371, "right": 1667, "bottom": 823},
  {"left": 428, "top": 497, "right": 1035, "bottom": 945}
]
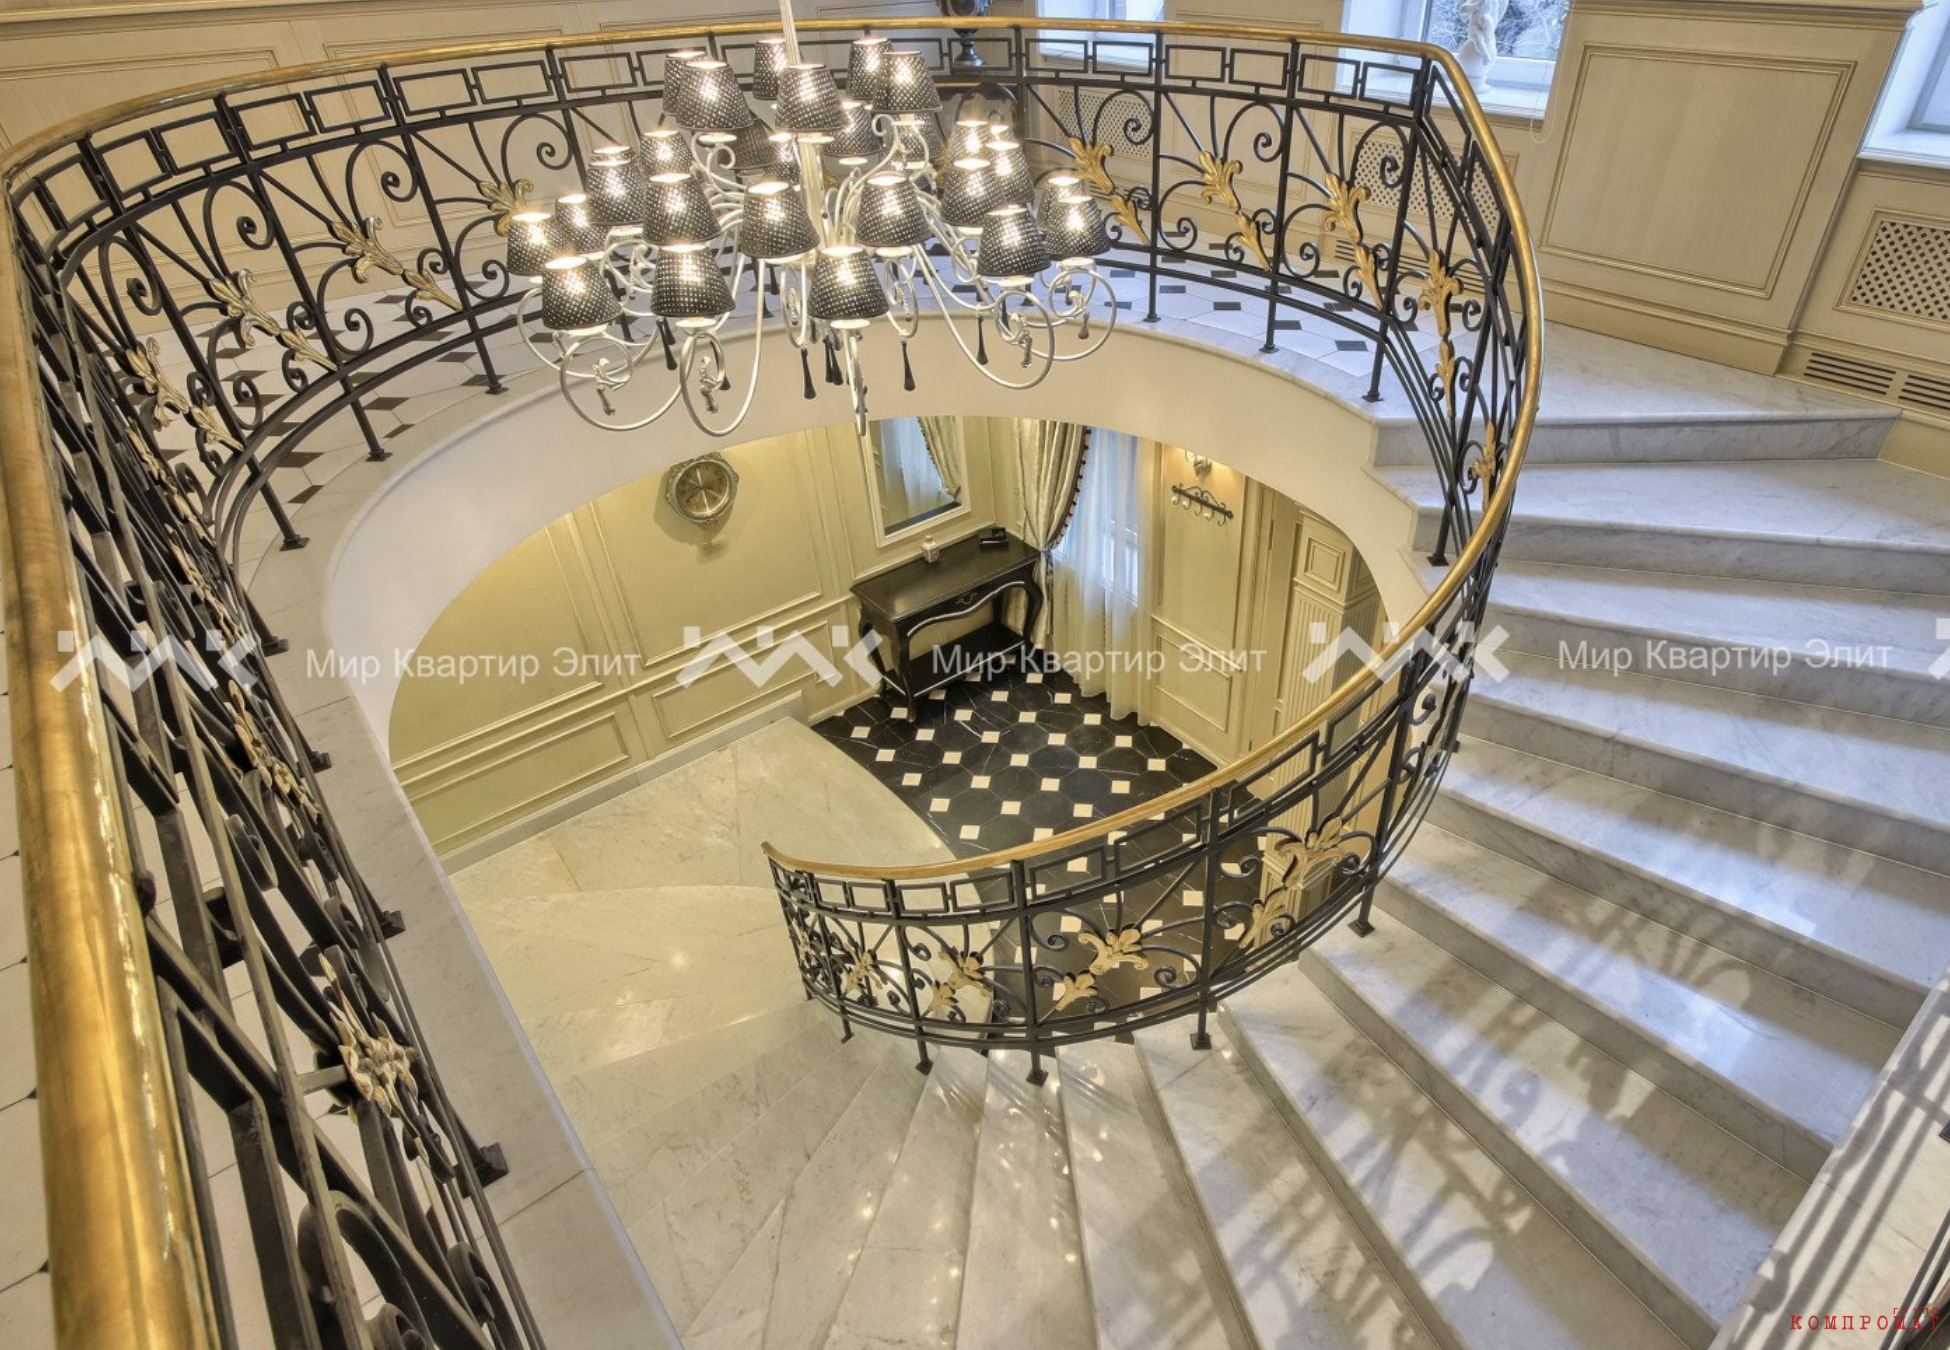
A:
[
  {"left": 1419, "top": 250, "right": 1463, "bottom": 403},
  {"left": 329, "top": 990, "right": 421, "bottom": 1120},
  {"left": 210, "top": 269, "right": 337, "bottom": 371},
  {"left": 477, "top": 177, "right": 534, "bottom": 236},
  {"left": 330, "top": 214, "right": 462, "bottom": 312},
  {"left": 125, "top": 338, "right": 244, "bottom": 452},
  {"left": 1064, "top": 136, "right": 1149, "bottom": 245},
  {"left": 1196, "top": 151, "right": 1272, "bottom": 272},
  {"left": 922, "top": 946, "right": 987, "bottom": 1017},
  {"left": 1324, "top": 175, "right": 1382, "bottom": 304},
  {"left": 1240, "top": 819, "right": 1352, "bottom": 952}
]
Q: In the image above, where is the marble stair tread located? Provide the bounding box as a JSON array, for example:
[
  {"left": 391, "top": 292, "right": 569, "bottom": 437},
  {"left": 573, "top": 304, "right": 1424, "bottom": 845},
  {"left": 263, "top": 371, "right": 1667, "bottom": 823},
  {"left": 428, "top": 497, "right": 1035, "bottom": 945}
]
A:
[
  {"left": 627, "top": 1032, "right": 896, "bottom": 1329},
  {"left": 1223, "top": 973, "right": 1690, "bottom": 1350},
  {"left": 1430, "top": 738, "right": 1950, "bottom": 1025},
  {"left": 1487, "top": 560, "right": 1950, "bottom": 724},
  {"left": 1056, "top": 1040, "right": 1253, "bottom": 1350},
  {"left": 955, "top": 1050, "right": 1097, "bottom": 1350},
  {"left": 1301, "top": 920, "right": 1803, "bottom": 1347},
  {"left": 1383, "top": 459, "right": 1950, "bottom": 592},
  {"left": 1380, "top": 825, "right": 1893, "bottom": 1179},
  {"left": 1468, "top": 650, "right": 1950, "bottom": 872},
  {"left": 827, "top": 1048, "right": 990, "bottom": 1350},
  {"left": 1136, "top": 1024, "right": 1436, "bottom": 1350},
  {"left": 682, "top": 1045, "right": 929, "bottom": 1350}
]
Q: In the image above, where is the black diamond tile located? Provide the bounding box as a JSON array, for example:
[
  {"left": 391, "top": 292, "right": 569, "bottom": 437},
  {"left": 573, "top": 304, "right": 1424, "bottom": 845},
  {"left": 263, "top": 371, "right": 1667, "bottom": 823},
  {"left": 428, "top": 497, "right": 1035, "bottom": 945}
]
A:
[
  {"left": 1335, "top": 339, "right": 1368, "bottom": 353},
  {"left": 1210, "top": 301, "right": 1242, "bottom": 312}
]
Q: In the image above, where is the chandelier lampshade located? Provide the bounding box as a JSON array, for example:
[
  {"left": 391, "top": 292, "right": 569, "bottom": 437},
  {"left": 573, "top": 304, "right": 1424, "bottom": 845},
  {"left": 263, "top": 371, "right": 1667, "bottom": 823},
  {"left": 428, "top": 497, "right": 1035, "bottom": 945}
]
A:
[
  {"left": 942, "top": 156, "right": 1005, "bottom": 230},
  {"left": 1036, "top": 174, "right": 1086, "bottom": 222},
  {"left": 662, "top": 48, "right": 707, "bottom": 103},
  {"left": 808, "top": 245, "right": 888, "bottom": 328},
  {"left": 985, "top": 139, "right": 1035, "bottom": 207},
  {"left": 551, "top": 193, "right": 610, "bottom": 257},
  {"left": 894, "top": 116, "right": 942, "bottom": 170},
  {"left": 541, "top": 256, "right": 620, "bottom": 333},
  {"left": 1043, "top": 192, "right": 1112, "bottom": 262},
  {"left": 651, "top": 249, "right": 735, "bottom": 327},
  {"left": 587, "top": 155, "right": 651, "bottom": 227},
  {"left": 727, "top": 119, "right": 791, "bottom": 179},
  {"left": 752, "top": 36, "right": 789, "bottom": 100},
  {"left": 669, "top": 59, "right": 754, "bottom": 137},
  {"left": 737, "top": 180, "right": 820, "bottom": 260},
  {"left": 948, "top": 118, "right": 992, "bottom": 160},
  {"left": 876, "top": 50, "right": 941, "bottom": 115},
  {"left": 828, "top": 100, "right": 883, "bottom": 164},
  {"left": 976, "top": 204, "right": 1051, "bottom": 284},
  {"left": 637, "top": 127, "right": 696, "bottom": 176},
  {"left": 776, "top": 63, "right": 846, "bottom": 139},
  {"left": 847, "top": 36, "right": 888, "bottom": 96},
  {"left": 856, "top": 173, "right": 932, "bottom": 251},
  {"left": 506, "top": 210, "right": 558, "bottom": 279},
  {"left": 641, "top": 172, "right": 721, "bottom": 250}
]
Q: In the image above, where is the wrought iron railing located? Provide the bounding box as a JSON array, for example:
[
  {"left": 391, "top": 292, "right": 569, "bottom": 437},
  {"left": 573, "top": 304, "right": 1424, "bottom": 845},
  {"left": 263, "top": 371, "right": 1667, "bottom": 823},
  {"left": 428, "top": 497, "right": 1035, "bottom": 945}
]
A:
[
  {"left": 758, "top": 24, "right": 1540, "bottom": 1080},
  {"left": 0, "top": 15, "right": 1536, "bottom": 1347}
]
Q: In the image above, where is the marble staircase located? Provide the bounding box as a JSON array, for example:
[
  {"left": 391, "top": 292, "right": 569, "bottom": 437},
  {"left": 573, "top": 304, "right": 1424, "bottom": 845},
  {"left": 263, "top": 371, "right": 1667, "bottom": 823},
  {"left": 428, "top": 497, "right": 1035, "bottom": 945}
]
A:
[{"left": 441, "top": 349, "right": 1950, "bottom": 1349}]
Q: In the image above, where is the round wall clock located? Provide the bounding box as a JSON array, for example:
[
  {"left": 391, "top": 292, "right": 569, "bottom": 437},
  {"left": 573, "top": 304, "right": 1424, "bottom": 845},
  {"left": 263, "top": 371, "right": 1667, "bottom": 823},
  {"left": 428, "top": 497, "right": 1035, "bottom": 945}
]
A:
[{"left": 664, "top": 454, "right": 739, "bottom": 525}]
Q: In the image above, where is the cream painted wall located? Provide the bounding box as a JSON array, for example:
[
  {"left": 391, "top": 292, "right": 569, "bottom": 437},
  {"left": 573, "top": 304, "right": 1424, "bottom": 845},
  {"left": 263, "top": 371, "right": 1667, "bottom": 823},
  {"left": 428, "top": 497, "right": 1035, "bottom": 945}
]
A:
[
  {"left": 388, "top": 417, "right": 1010, "bottom": 856},
  {"left": 389, "top": 416, "right": 1379, "bottom": 853}
]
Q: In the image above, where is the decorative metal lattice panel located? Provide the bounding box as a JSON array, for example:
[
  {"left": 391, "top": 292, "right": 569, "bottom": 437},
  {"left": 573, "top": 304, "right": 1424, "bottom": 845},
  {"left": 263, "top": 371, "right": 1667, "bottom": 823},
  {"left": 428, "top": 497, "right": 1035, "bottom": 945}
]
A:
[{"left": 1846, "top": 217, "right": 1950, "bottom": 327}]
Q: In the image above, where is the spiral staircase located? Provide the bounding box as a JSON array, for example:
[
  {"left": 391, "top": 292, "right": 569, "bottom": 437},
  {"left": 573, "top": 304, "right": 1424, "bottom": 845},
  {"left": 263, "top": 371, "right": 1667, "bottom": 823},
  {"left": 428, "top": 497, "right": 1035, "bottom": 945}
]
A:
[{"left": 455, "top": 330, "right": 1950, "bottom": 1350}]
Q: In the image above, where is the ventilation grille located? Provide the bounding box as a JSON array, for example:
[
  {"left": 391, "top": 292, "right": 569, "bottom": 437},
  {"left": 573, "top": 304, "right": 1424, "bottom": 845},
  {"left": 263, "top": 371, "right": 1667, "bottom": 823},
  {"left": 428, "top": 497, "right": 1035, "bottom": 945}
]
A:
[
  {"left": 1846, "top": 217, "right": 1950, "bottom": 327},
  {"left": 1802, "top": 348, "right": 1899, "bottom": 398},
  {"left": 1898, "top": 370, "right": 1950, "bottom": 415},
  {"left": 1071, "top": 88, "right": 1152, "bottom": 173}
]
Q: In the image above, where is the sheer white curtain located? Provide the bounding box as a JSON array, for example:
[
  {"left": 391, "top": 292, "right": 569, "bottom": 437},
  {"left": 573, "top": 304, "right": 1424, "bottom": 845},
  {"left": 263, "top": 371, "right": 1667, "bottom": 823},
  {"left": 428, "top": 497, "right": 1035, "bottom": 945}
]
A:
[{"left": 1052, "top": 430, "right": 1152, "bottom": 717}]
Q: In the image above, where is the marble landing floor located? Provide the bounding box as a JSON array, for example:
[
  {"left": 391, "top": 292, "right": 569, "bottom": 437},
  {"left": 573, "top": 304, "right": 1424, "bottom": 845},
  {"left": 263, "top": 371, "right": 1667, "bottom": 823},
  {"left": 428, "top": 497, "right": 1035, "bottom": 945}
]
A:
[{"left": 448, "top": 718, "right": 954, "bottom": 1338}]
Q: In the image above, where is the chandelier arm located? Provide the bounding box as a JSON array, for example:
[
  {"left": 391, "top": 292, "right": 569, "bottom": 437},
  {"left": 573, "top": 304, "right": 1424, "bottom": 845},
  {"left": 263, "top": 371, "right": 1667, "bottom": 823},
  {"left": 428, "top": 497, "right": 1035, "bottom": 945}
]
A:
[
  {"left": 903, "top": 265, "right": 1056, "bottom": 392},
  {"left": 911, "top": 243, "right": 1003, "bottom": 315},
  {"left": 1041, "top": 267, "right": 1119, "bottom": 363},
  {"left": 839, "top": 328, "right": 870, "bottom": 437},
  {"left": 554, "top": 340, "right": 683, "bottom": 432}
]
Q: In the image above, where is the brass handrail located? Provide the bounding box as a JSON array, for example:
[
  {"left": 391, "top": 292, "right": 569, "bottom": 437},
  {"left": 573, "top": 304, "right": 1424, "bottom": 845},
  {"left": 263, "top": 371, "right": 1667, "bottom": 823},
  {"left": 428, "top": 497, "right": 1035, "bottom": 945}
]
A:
[{"left": 0, "top": 16, "right": 1539, "bottom": 1345}]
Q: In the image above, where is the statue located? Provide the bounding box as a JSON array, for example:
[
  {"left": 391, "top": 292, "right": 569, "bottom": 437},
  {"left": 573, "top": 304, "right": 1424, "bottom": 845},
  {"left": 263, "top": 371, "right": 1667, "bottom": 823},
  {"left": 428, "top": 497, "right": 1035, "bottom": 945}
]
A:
[{"left": 1457, "top": 0, "right": 1507, "bottom": 83}]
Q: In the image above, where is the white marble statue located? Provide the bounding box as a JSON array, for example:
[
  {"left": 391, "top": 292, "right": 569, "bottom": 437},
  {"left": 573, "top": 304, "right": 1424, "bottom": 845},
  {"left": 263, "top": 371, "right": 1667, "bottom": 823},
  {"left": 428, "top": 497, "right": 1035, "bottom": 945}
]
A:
[{"left": 1457, "top": 0, "right": 1507, "bottom": 83}]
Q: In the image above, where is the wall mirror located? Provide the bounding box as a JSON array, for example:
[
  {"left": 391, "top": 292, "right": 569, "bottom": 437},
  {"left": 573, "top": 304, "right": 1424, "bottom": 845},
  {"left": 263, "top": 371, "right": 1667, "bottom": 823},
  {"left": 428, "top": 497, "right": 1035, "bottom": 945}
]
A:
[{"left": 863, "top": 417, "right": 967, "bottom": 542}]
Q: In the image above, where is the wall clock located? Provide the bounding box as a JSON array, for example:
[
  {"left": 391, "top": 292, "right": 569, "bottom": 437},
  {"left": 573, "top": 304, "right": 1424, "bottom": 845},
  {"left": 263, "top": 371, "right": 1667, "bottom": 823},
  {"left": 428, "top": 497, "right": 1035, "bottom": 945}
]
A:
[{"left": 664, "top": 454, "right": 739, "bottom": 525}]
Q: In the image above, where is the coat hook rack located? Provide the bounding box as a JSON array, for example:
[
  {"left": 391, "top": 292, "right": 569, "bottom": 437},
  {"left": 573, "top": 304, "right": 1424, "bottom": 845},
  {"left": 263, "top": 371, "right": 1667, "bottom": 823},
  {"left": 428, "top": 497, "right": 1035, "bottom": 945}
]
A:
[{"left": 1171, "top": 481, "right": 1235, "bottom": 524}]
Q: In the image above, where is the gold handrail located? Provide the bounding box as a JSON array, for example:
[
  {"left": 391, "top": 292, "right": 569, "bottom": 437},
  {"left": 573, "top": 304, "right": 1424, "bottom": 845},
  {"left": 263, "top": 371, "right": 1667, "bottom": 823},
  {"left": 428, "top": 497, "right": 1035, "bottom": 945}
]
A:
[
  {"left": 0, "top": 18, "right": 1539, "bottom": 1345},
  {"left": 0, "top": 206, "right": 223, "bottom": 1345}
]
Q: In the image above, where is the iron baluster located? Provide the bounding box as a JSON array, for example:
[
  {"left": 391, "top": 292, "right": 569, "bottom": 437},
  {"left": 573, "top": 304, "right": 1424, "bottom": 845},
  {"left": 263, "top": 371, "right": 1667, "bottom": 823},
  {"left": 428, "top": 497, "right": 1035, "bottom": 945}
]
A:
[{"left": 1366, "top": 64, "right": 1430, "bottom": 404}]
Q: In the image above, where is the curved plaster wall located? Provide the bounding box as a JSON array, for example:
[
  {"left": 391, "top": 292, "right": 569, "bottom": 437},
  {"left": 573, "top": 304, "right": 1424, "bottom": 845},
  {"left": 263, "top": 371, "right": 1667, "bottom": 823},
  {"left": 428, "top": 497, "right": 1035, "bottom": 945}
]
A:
[{"left": 313, "top": 315, "right": 1426, "bottom": 739}]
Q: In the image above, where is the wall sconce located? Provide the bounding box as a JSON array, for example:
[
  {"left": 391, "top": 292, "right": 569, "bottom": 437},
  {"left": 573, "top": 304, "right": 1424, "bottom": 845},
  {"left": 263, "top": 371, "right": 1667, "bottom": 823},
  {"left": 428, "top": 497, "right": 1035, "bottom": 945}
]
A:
[
  {"left": 1171, "top": 481, "right": 1234, "bottom": 524},
  {"left": 1182, "top": 449, "right": 1212, "bottom": 476}
]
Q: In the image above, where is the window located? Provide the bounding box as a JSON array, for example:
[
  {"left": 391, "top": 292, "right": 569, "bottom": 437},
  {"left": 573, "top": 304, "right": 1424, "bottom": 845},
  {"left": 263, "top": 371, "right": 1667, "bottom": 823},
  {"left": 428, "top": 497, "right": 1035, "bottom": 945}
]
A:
[
  {"left": 1035, "top": 0, "right": 1168, "bottom": 58},
  {"left": 1865, "top": 2, "right": 1950, "bottom": 164},
  {"left": 1343, "top": 0, "right": 1571, "bottom": 113}
]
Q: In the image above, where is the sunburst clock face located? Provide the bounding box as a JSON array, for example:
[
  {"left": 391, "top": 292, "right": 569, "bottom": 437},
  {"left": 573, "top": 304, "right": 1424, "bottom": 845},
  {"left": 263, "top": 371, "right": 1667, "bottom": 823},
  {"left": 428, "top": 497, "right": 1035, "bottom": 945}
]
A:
[{"left": 665, "top": 454, "right": 739, "bottom": 525}]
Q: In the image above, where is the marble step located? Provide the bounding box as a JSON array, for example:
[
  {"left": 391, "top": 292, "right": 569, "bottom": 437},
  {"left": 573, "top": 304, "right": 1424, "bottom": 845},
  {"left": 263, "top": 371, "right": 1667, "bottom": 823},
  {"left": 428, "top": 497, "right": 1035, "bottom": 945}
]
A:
[
  {"left": 1466, "top": 649, "right": 1950, "bottom": 874},
  {"left": 1384, "top": 459, "right": 1950, "bottom": 595},
  {"left": 683, "top": 1044, "right": 929, "bottom": 1349},
  {"left": 1486, "top": 560, "right": 1950, "bottom": 728},
  {"left": 1428, "top": 738, "right": 1950, "bottom": 1027},
  {"left": 1223, "top": 971, "right": 1690, "bottom": 1350},
  {"left": 627, "top": 1032, "right": 895, "bottom": 1329},
  {"left": 1137, "top": 1023, "right": 1436, "bottom": 1350},
  {"left": 584, "top": 1005, "right": 854, "bottom": 1259},
  {"left": 1056, "top": 1040, "right": 1253, "bottom": 1350},
  {"left": 1301, "top": 920, "right": 1804, "bottom": 1348},
  {"left": 956, "top": 1050, "right": 1097, "bottom": 1350},
  {"left": 1378, "top": 825, "right": 1895, "bottom": 1180},
  {"left": 1376, "top": 415, "right": 1890, "bottom": 468},
  {"left": 828, "top": 1048, "right": 989, "bottom": 1350}
]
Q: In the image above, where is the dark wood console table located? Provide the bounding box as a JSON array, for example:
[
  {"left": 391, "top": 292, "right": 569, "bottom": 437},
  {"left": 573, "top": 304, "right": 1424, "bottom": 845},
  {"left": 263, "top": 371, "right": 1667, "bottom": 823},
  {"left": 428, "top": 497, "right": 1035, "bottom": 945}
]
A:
[{"left": 851, "top": 533, "right": 1043, "bottom": 704}]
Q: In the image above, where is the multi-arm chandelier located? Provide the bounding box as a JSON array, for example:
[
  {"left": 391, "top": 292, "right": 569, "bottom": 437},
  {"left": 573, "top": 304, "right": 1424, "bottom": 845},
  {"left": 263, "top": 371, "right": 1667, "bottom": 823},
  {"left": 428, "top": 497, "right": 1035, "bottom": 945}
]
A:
[{"left": 506, "top": 7, "right": 1118, "bottom": 437}]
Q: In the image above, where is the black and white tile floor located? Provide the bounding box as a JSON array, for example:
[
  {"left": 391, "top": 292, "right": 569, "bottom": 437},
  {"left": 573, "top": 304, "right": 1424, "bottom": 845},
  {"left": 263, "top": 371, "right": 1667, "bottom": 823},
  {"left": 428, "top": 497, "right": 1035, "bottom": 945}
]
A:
[{"left": 815, "top": 653, "right": 1215, "bottom": 857}]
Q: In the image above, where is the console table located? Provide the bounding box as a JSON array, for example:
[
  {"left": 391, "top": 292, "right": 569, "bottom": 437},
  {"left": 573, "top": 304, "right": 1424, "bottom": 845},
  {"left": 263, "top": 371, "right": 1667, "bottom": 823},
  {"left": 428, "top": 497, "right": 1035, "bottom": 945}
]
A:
[{"left": 851, "top": 532, "right": 1043, "bottom": 704}]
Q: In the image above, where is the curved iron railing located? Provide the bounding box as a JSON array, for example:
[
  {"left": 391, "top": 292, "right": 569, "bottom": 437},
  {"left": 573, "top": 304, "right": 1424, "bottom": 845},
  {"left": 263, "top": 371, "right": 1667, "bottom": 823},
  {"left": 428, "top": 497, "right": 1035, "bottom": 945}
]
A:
[
  {"left": 0, "top": 15, "right": 1536, "bottom": 1347},
  {"left": 758, "top": 25, "right": 1541, "bottom": 1079}
]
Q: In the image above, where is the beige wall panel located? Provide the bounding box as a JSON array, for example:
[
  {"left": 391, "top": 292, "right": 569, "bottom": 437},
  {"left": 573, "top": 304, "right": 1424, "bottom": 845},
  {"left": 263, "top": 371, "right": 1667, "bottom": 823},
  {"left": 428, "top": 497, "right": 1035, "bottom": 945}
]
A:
[
  {"left": 1795, "top": 161, "right": 1950, "bottom": 367},
  {"left": 389, "top": 520, "right": 617, "bottom": 761},
  {"left": 1542, "top": 47, "right": 1846, "bottom": 297},
  {"left": 585, "top": 435, "right": 834, "bottom": 666},
  {"left": 1154, "top": 455, "right": 1248, "bottom": 651},
  {"left": 405, "top": 710, "right": 637, "bottom": 851}
]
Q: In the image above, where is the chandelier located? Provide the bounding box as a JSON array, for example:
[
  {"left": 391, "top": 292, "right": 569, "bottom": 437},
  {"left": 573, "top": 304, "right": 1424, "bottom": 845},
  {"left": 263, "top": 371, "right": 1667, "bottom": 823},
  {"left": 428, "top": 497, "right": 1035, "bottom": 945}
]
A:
[{"left": 505, "top": 8, "right": 1117, "bottom": 438}]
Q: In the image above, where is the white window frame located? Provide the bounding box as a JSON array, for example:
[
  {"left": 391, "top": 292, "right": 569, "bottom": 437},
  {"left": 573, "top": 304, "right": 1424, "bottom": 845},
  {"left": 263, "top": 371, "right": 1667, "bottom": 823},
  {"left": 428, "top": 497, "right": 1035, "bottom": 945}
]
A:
[
  {"left": 1342, "top": 0, "right": 1562, "bottom": 114},
  {"left": 1864, "top": 1, "right": 1950, "bottom": 166},
  {"left": 1034, "top": 0, "right": 1167, "bottom": 68}
]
